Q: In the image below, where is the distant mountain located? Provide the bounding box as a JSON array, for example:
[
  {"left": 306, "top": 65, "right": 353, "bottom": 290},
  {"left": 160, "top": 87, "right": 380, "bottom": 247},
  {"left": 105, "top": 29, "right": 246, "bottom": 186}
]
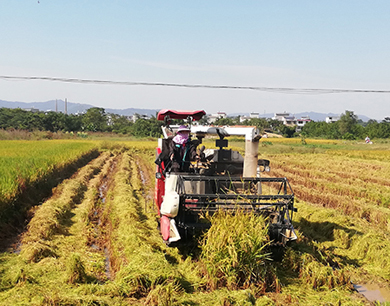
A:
[
  {"left": 104, "top": 107, "right": 159, "bottom": 116},
  {"left": 0, "top": 100, "right": 159, "bottom": 116}
]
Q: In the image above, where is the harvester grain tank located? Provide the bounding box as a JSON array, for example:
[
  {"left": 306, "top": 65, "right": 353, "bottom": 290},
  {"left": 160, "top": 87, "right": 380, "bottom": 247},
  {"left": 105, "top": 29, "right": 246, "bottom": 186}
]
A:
[{"left": 154, "top": 109, "right": 297, "bottom": 246}]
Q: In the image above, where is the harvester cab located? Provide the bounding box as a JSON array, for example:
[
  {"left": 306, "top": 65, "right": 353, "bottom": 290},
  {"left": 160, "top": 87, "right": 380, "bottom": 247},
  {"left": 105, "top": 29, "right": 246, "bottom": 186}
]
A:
[{"left": 155, "top": 109, "right": 297, "bottom": 247}]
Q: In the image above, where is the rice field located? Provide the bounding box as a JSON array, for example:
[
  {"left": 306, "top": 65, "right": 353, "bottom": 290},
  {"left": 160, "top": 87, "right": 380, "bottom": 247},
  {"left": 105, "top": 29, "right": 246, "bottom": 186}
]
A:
[
  {"left": 0, "top": 138, "right": 389, "bottom": 305},
  {"left": 0, "top": 140, "right": 100, "bottom": 204}
]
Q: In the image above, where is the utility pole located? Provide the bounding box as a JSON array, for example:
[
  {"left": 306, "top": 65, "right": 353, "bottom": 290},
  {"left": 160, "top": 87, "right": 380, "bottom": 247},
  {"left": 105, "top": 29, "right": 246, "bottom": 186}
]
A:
[
  {"left": 65, "top": 98, "right": 67, "bottom": 115},
  {"left": 55, "top": 99, "right": 58, "bottom": 112}
]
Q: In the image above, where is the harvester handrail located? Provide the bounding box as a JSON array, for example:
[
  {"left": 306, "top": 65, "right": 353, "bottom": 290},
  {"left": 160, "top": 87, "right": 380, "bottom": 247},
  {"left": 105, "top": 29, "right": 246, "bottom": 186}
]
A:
[
  {"left": 177, "top": 174, "right": 292, "bottom": 183},
  {"left": 176, "top": 174, "right": 294, "bottom": 195},
  {"left": 182, "top": 193, "right": 293, "bottom": 200}
]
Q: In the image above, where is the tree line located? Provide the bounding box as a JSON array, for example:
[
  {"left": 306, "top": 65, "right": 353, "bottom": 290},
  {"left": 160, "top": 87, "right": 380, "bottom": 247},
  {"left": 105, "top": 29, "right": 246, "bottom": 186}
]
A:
[
  {"left": 301, "top": 111, "right": 390, "bottom": 140},
  {"left": 212, "top": 111, "right": 390, "bottom": 140},
  {"left": 0, "top": 107, "right": 163, "bottom": 137},
  {"left": 1, "top": 107, "right": 389, "bottom": 139}
]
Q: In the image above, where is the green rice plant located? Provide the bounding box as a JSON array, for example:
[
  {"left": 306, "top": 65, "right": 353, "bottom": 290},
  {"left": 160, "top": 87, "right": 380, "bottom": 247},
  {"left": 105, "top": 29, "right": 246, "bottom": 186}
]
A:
[{"left": 200, "top": 210, "right": 276, "bottom": 293}]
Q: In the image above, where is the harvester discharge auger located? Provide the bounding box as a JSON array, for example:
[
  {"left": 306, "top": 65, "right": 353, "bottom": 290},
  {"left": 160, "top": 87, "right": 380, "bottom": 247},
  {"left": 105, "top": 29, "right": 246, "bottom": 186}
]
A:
[{"left": 154, "top": 109, "right": 297, "bottom": 248}]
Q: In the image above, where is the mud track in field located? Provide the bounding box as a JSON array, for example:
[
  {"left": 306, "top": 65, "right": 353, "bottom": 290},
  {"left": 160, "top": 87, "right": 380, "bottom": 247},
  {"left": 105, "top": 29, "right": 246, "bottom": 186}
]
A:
[
  {"left": 134, "top": 154, "right": 155, "bottom": 213},
  {"left": 81, "top": 151, "right": 158, "bottom": 283},
  {"left": 86, "top": 154, "right": 120, "bottom": 281}
]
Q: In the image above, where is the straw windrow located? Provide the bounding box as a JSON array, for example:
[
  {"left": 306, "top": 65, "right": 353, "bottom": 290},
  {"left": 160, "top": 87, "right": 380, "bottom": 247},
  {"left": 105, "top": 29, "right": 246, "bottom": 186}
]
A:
[{"left": 200, "top": 210, "right": 278, "bottom": 294}]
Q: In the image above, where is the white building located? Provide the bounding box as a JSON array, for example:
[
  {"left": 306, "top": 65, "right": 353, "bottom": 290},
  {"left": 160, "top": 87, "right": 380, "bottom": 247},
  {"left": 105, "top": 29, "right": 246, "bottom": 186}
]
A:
[
  {"left": 23, "top": 107, "right": 39, "bottom": 113},
  {"left": 239, "top": 116, "right": 250, "bottom": 123},
  {"left": 272, "top": 112, "right": 291, "bottom": 121},
  {"left": 296, "top": 116, "right": 312, "bottom": 132},
  {"left": 208, "top": 112, "right": 227, "bottom": 124},
  {"left": 131, "top": 114, "right": 149, "bottom": 122},
  {"left": 239, "top": 112, "right": 259, "bottom": 123},
  {"left": 272, "top": 112, "right": 312, "bottom": 132},
  {"left": 273, "top": 113, "right": 296, "bottom": 126},
  {"left": 282, "top": 116, "right": 296, "bottom": 126},
  {"left": 325, "top": 116, "right": 340, "bottom": 123}
]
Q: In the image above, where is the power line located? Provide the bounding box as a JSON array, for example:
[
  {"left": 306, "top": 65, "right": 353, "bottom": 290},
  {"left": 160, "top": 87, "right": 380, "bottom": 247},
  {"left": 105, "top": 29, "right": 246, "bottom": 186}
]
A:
[{"left": 1, "top": 75, "right": 390, "bottom": 95}]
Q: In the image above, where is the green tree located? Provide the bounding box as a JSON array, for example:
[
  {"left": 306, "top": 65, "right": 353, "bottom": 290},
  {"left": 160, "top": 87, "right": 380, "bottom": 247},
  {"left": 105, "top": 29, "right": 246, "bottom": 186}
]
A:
[
  {"left": 198, "top": 115, "right": 209, "bottom": 125},
  {"left": 301, "top": 121, "right": 341, "bottom": 139},
  {"left": 231, "top": 116, "right": 241, "bottom": 125},
  {"left": 130, "top": 117, "right": 163, "bottom": 137},
  {"left": 0, "top": 108, "right": 45, "bottom": 131},
  {"left": 214, "top": 117, "right": 235, "bottom": 126},
  {"left": 241, "top": 118, "right": 269, "bottom": 132},
  {"left": 64, "top": 114, "right": 83, "bottom": 131},
  {"left": 366, "top": 120, "right": 390, "bottom": 139},
  {"left": 111, "top": 114, "right": 133, "bottom": 134},
  {"left": 82, "top": 107, "right": 107, "bottom": 132},
  {"left": 279, "top": 125, "right": 296, "bottom": 138},
  {"left": 0, "top": 108, "right": 14, "bottom": 129},
  {"left": 43, "top": 111, "right": 67, "bottom": 132},
  {"left": 338, "top": 110, "right": 358, "bottom": 136},
  {"left": 267, "top": 119, "right": 284, "bottom": 133}
]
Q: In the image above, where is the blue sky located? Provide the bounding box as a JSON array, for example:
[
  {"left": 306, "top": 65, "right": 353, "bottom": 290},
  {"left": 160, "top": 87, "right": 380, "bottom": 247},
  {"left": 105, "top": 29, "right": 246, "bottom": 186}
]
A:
[{"left": 1, "top": 1, "right": 390, "bottom": 120}]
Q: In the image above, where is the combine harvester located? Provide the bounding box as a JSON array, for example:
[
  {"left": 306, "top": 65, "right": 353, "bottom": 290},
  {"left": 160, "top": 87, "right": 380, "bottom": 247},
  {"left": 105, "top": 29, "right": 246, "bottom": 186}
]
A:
[{"left": 155, "top": 109, "right": 297, "bottom": 248}]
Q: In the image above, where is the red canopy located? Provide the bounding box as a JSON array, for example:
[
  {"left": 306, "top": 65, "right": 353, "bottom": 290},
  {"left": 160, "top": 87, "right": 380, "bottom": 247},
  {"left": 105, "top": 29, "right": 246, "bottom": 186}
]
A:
[{"left": 157, "top": 109, "right": 206, "bottom": 121}]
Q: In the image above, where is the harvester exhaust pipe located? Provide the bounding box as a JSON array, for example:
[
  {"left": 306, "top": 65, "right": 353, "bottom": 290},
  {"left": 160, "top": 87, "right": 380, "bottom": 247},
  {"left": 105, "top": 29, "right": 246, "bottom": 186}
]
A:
[{"left": 243, "top": 139, "right": 260, "bottom": 177}]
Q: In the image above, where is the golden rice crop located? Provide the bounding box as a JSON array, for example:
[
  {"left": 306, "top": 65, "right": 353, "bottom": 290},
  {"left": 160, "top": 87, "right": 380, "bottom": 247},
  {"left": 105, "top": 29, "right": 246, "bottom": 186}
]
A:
[
  {"left": 0, "top": 140, "right": 99, "bottom": 203},
  {"left": 294, "top": 201, "right": 390, "bottom": 281},
  {"left": 200, "top": 210, "right": 277, "bottom": 293},
  {"left": 261, "top": 138, "right": 343, "bottom": 145},
  {"left": 327, "top": 149, "right": 390, "bottom": 162},
  {"left": 262, "top": 149, "right": 390, "bottom": 228}
]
